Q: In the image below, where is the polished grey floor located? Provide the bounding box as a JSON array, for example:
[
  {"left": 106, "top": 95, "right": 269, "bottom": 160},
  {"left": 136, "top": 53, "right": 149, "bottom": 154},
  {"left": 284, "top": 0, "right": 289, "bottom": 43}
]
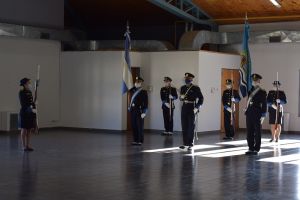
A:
[{"left": 1, "top": 129, "right": 300, "bottom": 200}]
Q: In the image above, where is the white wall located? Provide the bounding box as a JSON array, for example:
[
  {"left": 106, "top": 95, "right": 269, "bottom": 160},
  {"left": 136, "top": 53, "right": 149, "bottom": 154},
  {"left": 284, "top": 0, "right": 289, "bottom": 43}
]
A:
[
  {"left": 60, "top": 50, "right": 240, "bottom": 132},
  {"left": 222, "top": 43, "right": 300, "bottom": 131},
  {"left": 60, "top": 51, "right": 142, "bottom": 130},
  {"left": 140, "top": 51, "right": 240, "bottom": 132},
  {"left": 197, "top": 51, "right": 241, "bottom": 132},
  {"left": 0, "top": 0, "right": 64, "bottom": 28},
  {"left": 0, "top": 37, "right": 60, "bottom": 127},
  {"left": 141, "top": 51, "right": 199, "bottom": 131}
]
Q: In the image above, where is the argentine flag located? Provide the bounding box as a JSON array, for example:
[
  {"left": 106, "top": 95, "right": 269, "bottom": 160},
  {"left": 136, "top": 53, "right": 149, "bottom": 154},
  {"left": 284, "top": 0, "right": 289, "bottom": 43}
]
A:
[{"left": 122, "top": 26, "right": 133, "bottom": 95}]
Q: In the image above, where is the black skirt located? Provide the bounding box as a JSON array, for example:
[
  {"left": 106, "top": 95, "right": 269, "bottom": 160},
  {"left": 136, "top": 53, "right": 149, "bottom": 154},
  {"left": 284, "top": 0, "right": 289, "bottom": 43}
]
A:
[
  {"left": 19, "top": 109, "right": 36, "bottom": 129},
  {"left": 269, "top": 108, "right": 283, "bottom": 125}
]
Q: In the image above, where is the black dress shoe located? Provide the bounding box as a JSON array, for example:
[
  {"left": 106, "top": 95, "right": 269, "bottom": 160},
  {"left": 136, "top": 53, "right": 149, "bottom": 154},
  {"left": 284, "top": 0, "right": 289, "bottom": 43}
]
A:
[
  {"left": 269, "top": 139, "right": 274, "bottom": 142},
  {"left": 179, "top": 145, "right": 185, "bottom": 149},
  {"left": 245, "top": 150, "right": 254, "bottom": 155},
  {"left": 24, "top": 147, "right": 34, "bottom": 151},
  {"left": 131, "top": 142, "right": 138, "bottom": 145},
  {"left": 187, "top": 146, "right": 193, "bottom": 151}
]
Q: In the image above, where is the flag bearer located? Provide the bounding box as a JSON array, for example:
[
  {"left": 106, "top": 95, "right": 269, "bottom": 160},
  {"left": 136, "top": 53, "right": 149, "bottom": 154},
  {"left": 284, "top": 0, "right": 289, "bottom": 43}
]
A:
[
  {"left": 128, "top": 77, "right": 148, "bottom": 145},
  {"left": 160, "top": 77, "right": 178, "bottom": 135},
  {"left": 245, "top": 74, "right": 267, "bottom": 155}
]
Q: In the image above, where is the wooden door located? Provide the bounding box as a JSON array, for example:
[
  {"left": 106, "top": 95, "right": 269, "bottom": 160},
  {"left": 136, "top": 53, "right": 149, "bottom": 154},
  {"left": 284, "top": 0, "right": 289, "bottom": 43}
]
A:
[
  {"left": 127, "top": 67, "right": 140, "bottom": 131},
  {"left": 220, "top": 69, "right": 240, "bottom": 135}
]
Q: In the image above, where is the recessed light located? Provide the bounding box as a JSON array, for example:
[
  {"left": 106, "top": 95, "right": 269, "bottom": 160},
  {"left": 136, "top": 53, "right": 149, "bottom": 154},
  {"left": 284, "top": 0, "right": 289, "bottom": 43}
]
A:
[{"left": 270, "top": 0, "right": 281, "bottom": 8}]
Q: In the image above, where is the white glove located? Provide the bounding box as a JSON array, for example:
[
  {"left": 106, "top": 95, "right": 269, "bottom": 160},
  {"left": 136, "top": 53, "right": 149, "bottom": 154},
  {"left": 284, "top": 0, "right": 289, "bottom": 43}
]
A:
[
  {"left": 271, "top": 104, "right": 277, "bottom": 110},
  {"left": 231, "top": 97, "right": 235, "bottom": 102},
  {"left": 180, "top": 95, "right": 185, "bottom": 100},
  {"left": 226, "top": 107, "right": 233, "bottom": 113},
  {"left": 169, "top": 95, "right": 173, "bottom": 99},
  {"left": 164, "top": 103, "right": 170, "bottom": 108},
  {"left": 32, "top": 109, "right": 37, "bottom": 114},
  {"left": 193, "top": 108, "right": 199, "bottom": 114},
  {"left": 260, "top": 117, "right": 265, "bottom": 124},
  {"left": 141, "top": 113, "right": 146, "bottom": 119},
  {"left": 276, "top": 99, "right": 281, "bottom": 103}
]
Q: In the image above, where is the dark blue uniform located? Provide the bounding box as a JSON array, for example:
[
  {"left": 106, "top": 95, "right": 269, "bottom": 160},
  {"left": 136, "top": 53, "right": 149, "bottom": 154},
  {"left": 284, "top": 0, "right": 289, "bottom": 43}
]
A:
[
  {"left": 222, "top": 89, "right": 241, "bottom": 138},
  {"left": 267, "top": 90, "right": 287, "bottom": 124},
  {"left": 245, "top": 86, "right": 267, "bottom": 152},
  {"left": 160, "top": 86, "right": 178, "bottom": 133},
  {"left": 180, "top": 84, "right": 203, "bottom": 146},
  {"left": 128, "top": 87, "right": 148, "bottom": 144},
  {"left": 19, "top": 89, "right": 36, "bottom": 129}
]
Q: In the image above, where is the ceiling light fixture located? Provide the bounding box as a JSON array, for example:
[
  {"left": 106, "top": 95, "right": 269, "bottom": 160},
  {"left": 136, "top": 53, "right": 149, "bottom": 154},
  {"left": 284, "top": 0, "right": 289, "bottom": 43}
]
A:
[{"left": 270, "top": 0, "right": 281, "bottom": 8}]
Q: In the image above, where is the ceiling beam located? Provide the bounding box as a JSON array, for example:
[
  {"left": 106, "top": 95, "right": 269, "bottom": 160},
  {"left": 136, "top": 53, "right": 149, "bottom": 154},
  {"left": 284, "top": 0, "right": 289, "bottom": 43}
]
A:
[{"left": 147, "top": 0, "right": 215, "bottom": 27}]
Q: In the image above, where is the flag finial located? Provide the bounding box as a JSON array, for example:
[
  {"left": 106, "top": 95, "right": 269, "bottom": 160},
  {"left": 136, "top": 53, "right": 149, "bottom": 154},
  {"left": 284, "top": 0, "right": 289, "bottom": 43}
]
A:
[{"left": 126, "top": 20, "right": 130, "bottom": 32}]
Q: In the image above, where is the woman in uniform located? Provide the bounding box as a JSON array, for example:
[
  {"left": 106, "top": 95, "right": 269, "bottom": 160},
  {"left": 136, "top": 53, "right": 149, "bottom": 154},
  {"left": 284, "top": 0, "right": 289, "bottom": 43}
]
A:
[
  {"left": 267, "top": 81, "right": 287, "bottom": 142},
  {"left": 19, "top": 78, "right": 37, "bottom": 151}
]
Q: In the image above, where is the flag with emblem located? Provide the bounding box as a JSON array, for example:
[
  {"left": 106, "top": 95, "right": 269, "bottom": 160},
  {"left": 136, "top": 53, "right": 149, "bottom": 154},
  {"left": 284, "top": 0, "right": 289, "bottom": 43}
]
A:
[
  {"left": 122, "top": 24, "right": 133, "bottom": 95},
  {"left": 239, "top": 19, "right": 252, "bottom": 97}
]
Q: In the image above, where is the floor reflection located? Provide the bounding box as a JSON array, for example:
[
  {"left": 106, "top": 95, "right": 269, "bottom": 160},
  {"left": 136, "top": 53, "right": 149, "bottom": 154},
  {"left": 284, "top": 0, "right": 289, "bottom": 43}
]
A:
[
  {"left": 180, "top": 155, "right": 199, "bottom": 199},
  {"left": 18, "top": 153, "right": 38, "bottom": 200},
  {"left": 244, "top": 157, "right": 262, "bottom": 199}
]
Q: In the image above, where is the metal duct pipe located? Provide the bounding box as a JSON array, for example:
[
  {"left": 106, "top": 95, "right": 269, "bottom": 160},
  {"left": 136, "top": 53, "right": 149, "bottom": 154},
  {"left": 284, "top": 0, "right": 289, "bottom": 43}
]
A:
[
  {"left": 179, "top": 30, "right": 300, "bottom": 50},
  {"left": 63, "top": 40, "right": 175, "bottom": 51},
  {"left": 0, "top": 22, "right": 85, "bottom": 41}
]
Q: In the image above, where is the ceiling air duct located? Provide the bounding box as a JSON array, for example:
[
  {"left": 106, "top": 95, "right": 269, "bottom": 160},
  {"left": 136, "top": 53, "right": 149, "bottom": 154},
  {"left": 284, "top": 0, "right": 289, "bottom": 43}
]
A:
[{"left": 179, "top": 30, "right": 300, "bottom": 50}]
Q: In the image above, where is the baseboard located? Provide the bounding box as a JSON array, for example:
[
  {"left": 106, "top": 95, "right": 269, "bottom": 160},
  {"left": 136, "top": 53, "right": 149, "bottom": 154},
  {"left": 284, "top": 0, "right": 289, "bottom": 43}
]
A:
[
  {"left": 57, "top": 127, "right": 124, "bottom": 134},
  {"left": 2, "top": 127, "right": 299, "bottom": 135}
]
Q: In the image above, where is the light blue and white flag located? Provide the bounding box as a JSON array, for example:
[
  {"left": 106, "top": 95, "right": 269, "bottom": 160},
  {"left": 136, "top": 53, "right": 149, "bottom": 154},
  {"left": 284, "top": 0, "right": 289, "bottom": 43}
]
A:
[
  {"left": 122, "top": 25, "right": 133, "bottom": 95},
  {"left": 239, "top": 19, "right": 252, "bottom": 97}
]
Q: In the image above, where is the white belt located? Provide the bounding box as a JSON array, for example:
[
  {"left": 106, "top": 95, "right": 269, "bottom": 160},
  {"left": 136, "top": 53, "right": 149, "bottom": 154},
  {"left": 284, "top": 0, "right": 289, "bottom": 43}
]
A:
[{"left": 183, "top": 100, "right": 194, "bottom": 104}]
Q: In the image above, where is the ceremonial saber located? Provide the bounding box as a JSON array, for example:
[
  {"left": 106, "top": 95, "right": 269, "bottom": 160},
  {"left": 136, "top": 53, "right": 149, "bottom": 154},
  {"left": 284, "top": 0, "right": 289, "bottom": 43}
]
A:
[
  {"left": 169, "top": 86, "right": 172, "bottom": 123},
  {"left": 275, "top": 72, "right": 279, "bottom": 131},
  {"left": 194, "top": 113, "right": 199, "bottom": 141},
  {"left": 230, "top": 70, "right": 235, "bottom": 126}
]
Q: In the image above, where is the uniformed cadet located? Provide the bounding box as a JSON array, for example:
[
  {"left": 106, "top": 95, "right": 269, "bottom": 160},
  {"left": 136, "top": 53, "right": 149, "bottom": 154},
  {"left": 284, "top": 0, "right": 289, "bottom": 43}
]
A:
[
  {"left": 19, "top": 78, "right": 37, "bottom": 151},
  {"left": 267, "top": 81, "right": 287, "bottom": 142},
  {"left": 160, "top": 77, "right": 178, "bottom": 135},
  {"left": 179, "top": 73, "right": 204, "bottom": 150},
  {"left": 128, "top": 77, "right": 148, "bottom": 145},
  {"left": 222, "top": 79, "right": 241, "bottom": 140},
  {"left": 245, "top": 74, "right": 267, "bottom": 155}
]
